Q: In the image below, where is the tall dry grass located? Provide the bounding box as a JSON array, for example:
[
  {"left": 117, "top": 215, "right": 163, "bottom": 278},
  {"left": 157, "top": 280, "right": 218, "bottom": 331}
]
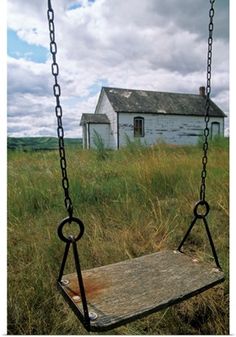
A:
[{"left": 7, "top": 138, "right": 229, "bottom": 334}]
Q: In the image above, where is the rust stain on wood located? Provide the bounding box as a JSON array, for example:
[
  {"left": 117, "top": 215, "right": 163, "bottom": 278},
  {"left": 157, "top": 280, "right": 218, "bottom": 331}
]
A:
[
  {"left": 62, "top": 273, "right": 110, "bottom": 300},
  {"left": 59, "top": 250, "right": 224, "bottom": 332}
]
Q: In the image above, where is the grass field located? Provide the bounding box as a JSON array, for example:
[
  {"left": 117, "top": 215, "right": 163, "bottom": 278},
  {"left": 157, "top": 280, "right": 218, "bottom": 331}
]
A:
[
  {"left": 7, "top": 138, "right": 229, "bottom": 334},
  {"left": 7, "top": 137, "right": 82, "bottom": 151}
]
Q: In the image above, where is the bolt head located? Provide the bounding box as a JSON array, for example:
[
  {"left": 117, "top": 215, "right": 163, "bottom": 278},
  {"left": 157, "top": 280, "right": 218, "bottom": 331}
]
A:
[
  {"left": 72, "top": 295, "right": 81, "bottom": 302},
  {"left": 89, "top": 312, "right": 98, "bottom": 321},
  {"left": 61, "top": 279, "right": 69, "bottom": 286}
]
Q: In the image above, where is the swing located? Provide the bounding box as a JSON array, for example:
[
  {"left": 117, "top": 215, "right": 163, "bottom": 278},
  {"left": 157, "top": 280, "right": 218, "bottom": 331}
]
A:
[{"left": 47, "top": 0, "right": 224, "bottom": 332}]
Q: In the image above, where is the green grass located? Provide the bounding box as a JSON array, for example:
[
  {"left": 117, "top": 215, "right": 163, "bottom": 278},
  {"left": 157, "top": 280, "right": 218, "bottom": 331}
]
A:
[
  {"left": 7, "top": 137, "right": 82, "bottom": 151},
  {"left": 7, "top": 139, "right": 229, "bottom": 334}
]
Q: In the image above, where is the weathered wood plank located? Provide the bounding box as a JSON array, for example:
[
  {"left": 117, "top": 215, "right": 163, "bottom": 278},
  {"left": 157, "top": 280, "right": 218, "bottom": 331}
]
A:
[{"left": 58, "top": 250, "right": 224, "bottom": 332}]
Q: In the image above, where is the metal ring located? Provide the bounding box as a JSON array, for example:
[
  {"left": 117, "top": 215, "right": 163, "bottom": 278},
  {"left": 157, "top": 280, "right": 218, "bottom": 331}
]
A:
[
  {"left": 58, "top": 216, "right": 84, "bottom": 243},
  {"left": 193, "top": 200, "right": 210, "bottom": 218}
]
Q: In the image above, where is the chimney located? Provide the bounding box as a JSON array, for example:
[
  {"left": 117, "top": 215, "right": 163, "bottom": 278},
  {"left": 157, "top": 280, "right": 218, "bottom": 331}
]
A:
[{"left": 199, "top": 86, "right": 206, "bottom": 97}]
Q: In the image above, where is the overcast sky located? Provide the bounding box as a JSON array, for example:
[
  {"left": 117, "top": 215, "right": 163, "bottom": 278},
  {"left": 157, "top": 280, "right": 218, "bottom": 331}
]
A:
[{"left": 7, "top": 0, "right": 229, "bottom": 138}]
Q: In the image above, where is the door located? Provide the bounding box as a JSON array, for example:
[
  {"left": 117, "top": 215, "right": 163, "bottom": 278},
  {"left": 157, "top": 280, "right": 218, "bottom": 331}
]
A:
[{"left": 211, "top": 122, "right": 220, "bottom": 139}]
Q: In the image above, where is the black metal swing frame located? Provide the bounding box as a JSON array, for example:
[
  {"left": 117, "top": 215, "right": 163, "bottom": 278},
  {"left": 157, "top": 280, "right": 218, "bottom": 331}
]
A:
[
  {"left": 47, "top": 0, "right": 224, "bottom": 332},
  {"left": 55, "top": 201, "right": 224, "bottom": 332}
]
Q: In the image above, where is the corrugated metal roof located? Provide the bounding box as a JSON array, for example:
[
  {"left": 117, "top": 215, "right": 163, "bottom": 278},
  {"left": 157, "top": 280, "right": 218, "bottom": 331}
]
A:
[
  {"left": 80, "top": 113, "right": 110, "bottom": 125},
  {"left": 103, "top": 87, "right": 226, "bottom": 118}
]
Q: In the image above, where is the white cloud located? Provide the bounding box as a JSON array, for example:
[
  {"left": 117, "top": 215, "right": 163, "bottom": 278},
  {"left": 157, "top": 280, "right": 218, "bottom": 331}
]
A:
[{"left": 7, "top": 0, "right": 229, "bottom": 137}]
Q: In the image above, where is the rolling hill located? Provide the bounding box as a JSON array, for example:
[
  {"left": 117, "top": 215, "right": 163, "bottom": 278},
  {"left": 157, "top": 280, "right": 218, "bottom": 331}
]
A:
[{"left": 7, "top": 137, "right": 82, "bottom": 151}]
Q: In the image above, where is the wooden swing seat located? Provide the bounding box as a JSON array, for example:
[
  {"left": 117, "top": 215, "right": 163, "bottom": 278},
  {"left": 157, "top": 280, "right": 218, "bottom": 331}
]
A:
[{"left": 58, "top": 250, "right": 224, "bottom": 332}]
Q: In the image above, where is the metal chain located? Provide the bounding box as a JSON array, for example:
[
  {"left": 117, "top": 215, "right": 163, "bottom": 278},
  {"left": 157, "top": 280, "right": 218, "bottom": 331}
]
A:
[
  {"left": 46, "top": 0, "right": 214, "bottom": 209},
  {"left": 47, "top": 0, "right": 73, "bottom": 218},
  {"left": 200, "top": 0, "right": 215, "bottom": 201}
]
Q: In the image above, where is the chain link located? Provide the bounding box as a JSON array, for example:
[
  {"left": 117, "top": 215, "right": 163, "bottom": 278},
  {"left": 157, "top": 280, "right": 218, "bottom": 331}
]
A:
[
  {"left": 47, "top": 0, "right": 73, "bottom": 218},
  {"left": 199, "top": 0, "right": 215, "bottom": 201}
]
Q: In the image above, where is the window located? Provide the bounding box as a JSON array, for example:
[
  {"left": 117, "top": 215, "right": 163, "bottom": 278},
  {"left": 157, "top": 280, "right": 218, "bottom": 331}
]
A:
[{"left": 134, "top": 117, "right": 144, "bottom": 137}]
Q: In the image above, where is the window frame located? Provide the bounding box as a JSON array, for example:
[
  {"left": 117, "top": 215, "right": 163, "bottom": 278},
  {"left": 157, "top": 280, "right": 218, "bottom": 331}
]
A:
[{"left": 134, "top": 117, "right": 145, "bottom": 138}]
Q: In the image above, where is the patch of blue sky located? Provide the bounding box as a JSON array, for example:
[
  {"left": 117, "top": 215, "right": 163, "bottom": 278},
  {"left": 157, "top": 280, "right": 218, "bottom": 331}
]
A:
[
  {"left": 62, "top": 80, "right": 107, "bottom": 107},
  {"left": 67, "top": 2, "right": 82, "bottom": 10},
  {"left": 63, "top": 81, "right": 108, "bottom": 106},
  {"left": 62, "top": 96, "right": 80, "bottom": 107},
  {"left": 89, "top": 79, "right": 109, "bottom": 95},
  {"left": 68, "top": 0, "right": 95, "bottom": 10},
  {"left": 8, "top": 29, "right": 48, "bottom": 64}
]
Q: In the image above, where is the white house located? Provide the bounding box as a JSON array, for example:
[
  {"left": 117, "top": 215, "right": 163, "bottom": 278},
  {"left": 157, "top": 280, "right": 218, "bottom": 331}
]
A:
[{"left": 80, "top": 86, "right": 226, "bottom": 149}]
